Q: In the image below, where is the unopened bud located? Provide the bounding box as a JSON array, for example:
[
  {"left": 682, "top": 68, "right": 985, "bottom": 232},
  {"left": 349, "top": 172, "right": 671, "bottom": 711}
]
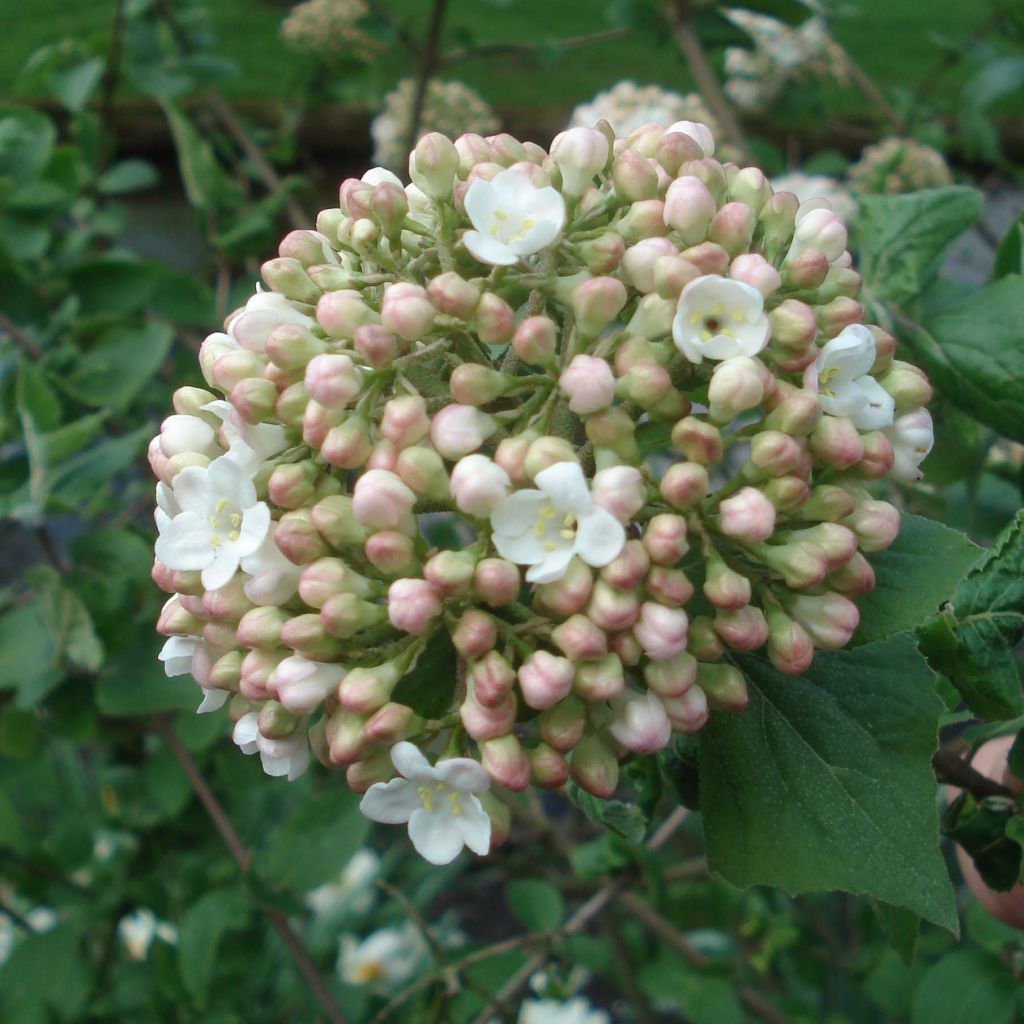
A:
[
  {"left": 788, "top": 591, "right": 860, "bottom": 649},
  {"left": 708, "top": 356, "right": 764, "bottom": 425},
  {"left": 570, "top": 735, "right": 619, "bottom": 798},
  {"left": 529, "top": 743, "right": 569, "bottom": 789},
  {"left": 634, "top": 602, "right": 688, "bottom": 661},
  {"left": 663, "top": 176, "right": 716, "bottom": 245},
  {"left": 430, "top": 404, "right": 496, "bottom": 460},
  {"left": 660, "top": 462, "right": 709, "bottom": 509},
  {"left": 410, "top": 132, "right": 459, "bottom": 198},
  {"left": 473, "top": 558, "right": 521, "bottom": 607},
  {"left": 697, "top": 662, "right": 749, "bottom": 712},
  {"left": 474, "top": 292, "right": 516, "bottom": 344},
  {"left": 551, "top": 614, "right": 608, "bottom": 661},
  {"left": 365, "top": 530, "right": 418, "bottom": 576},
  {"left": 481, "top": 735, "right": 530, "bottom": 791},
  {"left": 609, "top": 691, "right": 672, "bottom": 754},
  {"left": 386, "top": 578, "right": 443, "bottom": 635},
  {"left": 643, "top": 514, "right": 688, "bottom": 565},
  {"left": 512, "top": 315, "right": 558, "bottom": 367},
  {"left": 671, "top": 416, "right": 723, "bottom": 464},
  {"left": 844, "top": 499, "right": 900, "bottom": 552},
  {"left": 538, "top": 695, "right": 587, "bottom": 751},
  {"left": 427, "top": 271, "right": 481, "bottom": 320}
]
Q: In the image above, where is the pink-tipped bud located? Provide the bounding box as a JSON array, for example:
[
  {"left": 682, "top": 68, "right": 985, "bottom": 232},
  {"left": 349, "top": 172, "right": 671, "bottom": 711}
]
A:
[
  {"left": 387, "top": 578, "right": 443, "bottom": 636},
  {"left": 157, "top": 595, "right": 201, "bottom": 637},
  {"left": 729, "top": 252, "right": 782, "bottom": 296},
  {"left": 697, "top": 662, "right": 749, "bottom": 712},
  {"left": 704, "top": 554, "right": 752, "bottom": 610},
  {"left": 645, "top": 566, "right": 694, "bottom": 607},
  {"left": 616, "top": 362, "right": 672, "bottom": 408},
  {"left": 480, "top": 735, "right": 530, "bottom": 791},
  {"left": 600, "top": 539, "right": 651, "bottom": 590},
  {"left": 766, "top": 605, "right": 815, "bottom": 675},
  {"left": 574, "top": 653, "right": 626, "bottom": 701},
  {"left": 409, "top": 131, "right": 459, "bottom": 198},
  {"left": 662, "top": 686, "right": 709, "bottom": 733},
  {"left": 524, "top": 437, "right": 577, "bottom": 479},
  {"left": 768, "top": 299, "right": 818, "bottom": 352},
  {"left": 321, "top": 593, "right": 388, "bottom": 638},
  {"left": 423, "top": 550, "right": 477, "bottom": 597},
  {"left": 460, "top": 690, "right": 516, "bottom": 742},
  {"left": 577, "top": 232, "right": 626, "bottom": 274},
  {"left": 853, "top": 431, "right": 894, "bottom": 480},
  {"left": 518, "top": 650, "right": 575, "bottom": 710},
  {"left": 321, "top": 417, "right": 372, "bottom": 470},
  {"left": 534, "top": 557, "right": 594, "bottom": 617},
  {"left": 617, "top": 199, "right": 668, "bottom": 243},
  {"left": 634, "top": 602, "right": 688, "bottom": 661},
  {"left": 713, "top": 605, "right": 769, "bottom": 652},
  {"left": 709, "top": 201, "right": 755, "bottom": 256},
  {"left": 538, "top": 696, "right": 587, "bottom": 752},
  {"left": 613, "top": 147, "right": 659, "bottom": 201},
  {"left": 380, "top": 282, "right": 435, "bottom": 342},
  {"left": 587, "top": 581, "right": 640, "bottom": 632},
  {"left": 267, "top": 461, "right": 317, "bottom": 509},
  {"left": 275, "top": 509, "right": 329, "bottom": 564},
  {"left": 529, "top": 743, "right": 569, "bottom": 789},
  {"left": 365, "top": 530, "right": 418, "bottom": 576},
  {"left": 512, "top": 315, "right": 558, "bottom": 367},
  {"left": 235, "top": 606, "right": 288, "bottom": 649},
  {"left": 879, "top": 361, "right": 933, "bottom": 413},
  {"left": 789, "top": 592, "right": 860, "bottom": 650},
  {"left": 654, "top": 254, "right": 703, "bottom": 299},
  {"left": 844, "top": 499, "right": 900, "bottom": 552},
  {"left": 664, "top": 176, "right": 716, "bottom": 245},
  {"left": 427, "top": 271, "right": 482, "bottom": 320},
  {"left": 660, "top": 462, "right": 709, "bottom": 509},
  {"left": 784, "top": 248, "right": 830, "bottom": 290},
  {"left": 494, "top": 432, "right": 535, "bottom": 486},
  {"left": 298, "top": 557, "right": 376, "bottom": 609},
  {"left": 470, "top": 651, "right": 516, "bottom": 708},
  {"left": 353, "top": 323, "right": 398, "bottom": 368},
  {"left": 744, "top": 431, "right": 804, "bottom": 480},
  {"left": 449, "top": 454, "right": 510, "bottom": 517},
  {"left": 788, "top": 523, "right": 858, "bottom": 571},
  {"left": 304, "top": 353, "right": 363, "bottom": 409},
  {"left": 473, "top": 558, "right": 521, "bottom": 607},
  {"left": 756, "top": 540, "right": 830, "bottom": 589},
  {"left": 310, "top": 495, "right": 366, "bottom": 548},
  {"left": 719, "top": 487, "right": 776, "bottom": 544},
  {"left": 452, "top": 609, "right": 497, "bottom": 659},
  {"left": 644, "top": 652, "right": 698, "bottom": 698},
  {"left": 623, "top": 237, "right": 677, "bottom": 293},
  {"left": 551, "top": 614, "right": 608, "bottom": 662},
  {"left": 559, "top": 354, "right": 615, "bottom": 414},
  {"left": 380, "top": 395, "right": 429, "bottom": 448},
  {"left": 474, "top": 292, "right": 516, "bottom": 344},
  {"left": 570, "top": 735, "right": 619, "bottom": 798},
  {"left": 584, "top": 407, "right": 639, "bottom": 460},
  {"left": 609, "top": 692, "right": 672, "bottom": 754},
  {"left": 789, "top": 207, "right": 848, "bottom": 263},
  {"left": 364, "top": 702, "right": 424, "bottom": 744},
  {"left": 708, "top": 356, "right": 764, "bottom": 425},
  {"left": 572, "top": 277, "right": 628, "bottom": 337},
  {"left": 345, "top": 750, "right": 396, "bottom": 793},
  {"left": 671, "top": 416, "right": 723, "bottom": 464},
  {"left": 316, "top": 289, "right": 378, "bottom": 339},
  {"left": 450, "top": 364, "right": 510, "bottom": 406},
  {"left": 430, "top": 404, "right": 496, "bottom": 460},
  {"left": 394, "top": 447, "right": 449, "bottom": 502},
  {"left": 552, "top": 126, "right": 609, "bottom": 197},
  {"left": 655, "top": 129, "right": 703, "bottom": 175},
  {"left": 325, "top": 708, "right": 367, "bottom": 765},
  {"left": 352, "top": 469, "right": 416, "bottom": 531},
  {"left": 591, "top": 465, "right": 645, "bottom": 523},
  {"left": 828, "top": 551, "right": 876, "bottom": 597},
  {"left": 643, "top": 514, "right": 689, "bottom": 565},
  {"left": 809, "top": 416, "right": 865, "bottom": 470},
  {"left": 271, "top": 656, "right": 346, "bottom": 715}
]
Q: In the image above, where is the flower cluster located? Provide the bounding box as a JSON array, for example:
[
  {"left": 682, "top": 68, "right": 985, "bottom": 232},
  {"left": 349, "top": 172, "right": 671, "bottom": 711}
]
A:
[
  {"left": 280, "top": 0, "right": 379, "bottom": 64},
  {"left": 848, "top": 137, "right": 953, "bottom": 195},
  {"left": 723, "top": 6, "right": 847, "bottom": 110},
  {"left": 371, "top": 79, "right": 500, "bottom": 172},
  {"left": 153, "top": 117, "right": 934, "bottom": 864},
  {"left": 568, "top": 82, "right": 720, "bottom": 142},
  {"left": 771, "top": 172, "right": 857, "bottom": 224}
]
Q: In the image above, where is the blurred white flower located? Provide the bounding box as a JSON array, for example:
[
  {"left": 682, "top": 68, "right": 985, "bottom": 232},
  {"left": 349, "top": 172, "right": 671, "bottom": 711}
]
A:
[
  {"left": 232, "top": 712, "right": 310, "bottom": 781},
  {"left": 306, "top": 849, "right": 381, "bottom": 919},
  {"left": 118, "top": 908, "right": 178, "bottom": 961},
  {"left": 337, "top": 922, "right": 429, "bottom": 987},
  {"left": 772, "top": 172, "right": 857, "bottom": 223},
  {"left": 519, "top": 998, "right": 611, "bottom": 1024}
]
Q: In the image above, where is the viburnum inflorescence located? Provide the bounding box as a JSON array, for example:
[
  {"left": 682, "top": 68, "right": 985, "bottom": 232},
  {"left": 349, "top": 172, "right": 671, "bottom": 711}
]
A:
[{"left": 152, "top": 119, "right": 934, "bottom": 864}]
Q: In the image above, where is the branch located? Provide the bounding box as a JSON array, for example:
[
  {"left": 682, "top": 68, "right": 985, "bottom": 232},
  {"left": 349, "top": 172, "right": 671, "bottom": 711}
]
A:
[
  {"left": 404, "top": 0, "right": 450, "bottom": 162},
  {"left": 152, "top": 716, "right": 348, "bottom": 1024},
  {"left": 440, "top": 28, "right": 629, "bottom": 66},
  {"left": 932, "top": 747, "right": 1014, "bottom": 800},
  {"left": 0, "top": 314, "right": 43, "bottom": 360}
]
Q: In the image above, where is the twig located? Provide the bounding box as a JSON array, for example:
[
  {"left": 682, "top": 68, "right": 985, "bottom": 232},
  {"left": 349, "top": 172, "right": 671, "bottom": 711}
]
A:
[
  {"left": 0, "top": 314, "right": 43, "bottom": 360},
  {"left": 404, "top": 0, "right": 450, "bottom": 163},
  {"left": 663, "top": 856, "right": 707, "bottom": 880},
  {"left": 664, "top": 0, "right": 752, "bottom": 166},
  {"left": 99, "top": 0, "right": 126, "bottom": 150},
  {"left": 152, "top": 715, "right": 348, "bottom": 1024},
  {"left": 932, "top": 747, "right": 1013, "bottom": 800},
  {"left": 440, "top": 28, "right": 630, "bottom": 65},
  {"left": 832, "top": 48, "right": 905, "bottom": 133},
  {"left": 376, "top": 879, "right": 444, "bottom": 961}
]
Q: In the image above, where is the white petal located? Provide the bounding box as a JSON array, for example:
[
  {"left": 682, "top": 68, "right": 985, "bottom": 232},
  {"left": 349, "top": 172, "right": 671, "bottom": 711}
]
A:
[
  {"left": 363, "top": 167, "right": 403, "bottom": 187},
  {"left": 847, "top": 376, "right": 895, "bottom": 431},
  {"left": 464, "top": 177, "right": 499, "bottom": 232},
  {"left": 159, "top": 636, "right": 198, "bottom": 676},
  {"left": 464, "top": 230, "right": 518, "bottom": 267},
  {"left": 456, "top": 796, "right": 492, "bottom": 856},
  {"left": 436, "top": 757, "right": 491, "bottom": 793},
  {"left": 493, "top": 527, "right": 549, "bottom": 566},
  {"left": 535, "top": 461, "right": 590, "bottom": 514},
  {"left": 154, "top": 513, "right": 213, "bottom": 571},
  {"left": 817, "top": 325, "right": 876, "bottom": 381},
  {"left": 201, "top": 548, "right": 240, "bottom": 591},
  {"left": 360, "top": 778, "right": 421, "bottom": 824},
  {"left": 490, "top": 490, "right": 548, "bottom": 536},
  {"left": 234, "top": 503, "right": 272, "bottom": 557},
  {"left": 525, "top": 544, "right": 575, "bottom": 584},
  {"left": 575, "top": 508, "right": 627, "bottom": 568},
  {"left": 171, "top": 466, "right": 215, "bottom": 516},
  {"left": 407, "top": 807, "right": 465, "bottom": 865},
  {"left": 391, "top": 740, "right": 433, "bottom": 781},
  {"left": 232, "top": 712, "right": 259, "bottom": 751},
  {"left": 196, "top": 688, "right": 228, "bottom": 714},
  {"left": 208, "top": 454, "right": 257, "bottom": 507}
]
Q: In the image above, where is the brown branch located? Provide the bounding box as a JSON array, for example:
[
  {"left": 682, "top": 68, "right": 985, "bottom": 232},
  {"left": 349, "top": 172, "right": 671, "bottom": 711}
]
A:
[
  {"left": 664, "top": 0, "right": 752, "bottom": 165},
  {"left": 932, "top": 747, "right": 1014, "bottom": 800},
  {"left": 152, "top": 715, "right": 348, "bottom": 1024},
  {"left": 440, "top": 27, "right": 630, "bottom": 66},
  {"left": 0, "top": 314, "right": 43, "bottom": 360},
  {"left": 831, "top": 48, "right": 905, "bottom": 134},
  {"left": 404, "top": 0, "right": 450, "bottom": 163},
  {"left": 99, "top": 0, "right": 127, "bottom": 149}
]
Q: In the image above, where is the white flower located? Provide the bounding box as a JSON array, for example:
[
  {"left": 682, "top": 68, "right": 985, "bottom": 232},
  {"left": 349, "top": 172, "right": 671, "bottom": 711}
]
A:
[
  {"left": 519, "top": 998, "right": 611, "bottom": 1024},
  {"left": 567, "top": 82, "right": 716, "bottom": 141},
  {"left": 362, "top": 167, "right": 403, "bottom": 187},
  {"left": 359, "top": 742, "right": 491, "bottom": 865},
  {"left": 154, "top": 453, "right": 272, "bottom": 591},
  {"left": 118, "top": 908, "right": 178, "bottom": 961},
  {"left": 226, "top": 286, "right": 317, "bottom": 354},
  {"left": 666, "top": 119, "right": 714, "bottom": 157},
  {"left": 157, "top": 636, "right": 229, "bottom": 714},
  {"left": 239, "top": 525, "right": 302, "bottom": 606},
  {"left": 490, "top": 462, "right": 626, "bottom": 584},
  {"left": 886, "top": 407, "right": 933, "bottom": 482},
  {"left": 337, "top": 922, "right": 429, "bottom": 987},
  {"left": 232, "top": 712, "right": 310, "bottom": 781},
  {"left": 813, "top": 325, "right": 894, "bottom": 431},
  {"left": 771, "top": 172, "right": 857, "bottom": 223},
  {"left": 306, "top": 849, "right": 381, "bottom": 919},
  {"left": 203, "top": 399, "right": 290, "bottom": 476},
  {"left": 672, "top": 275, "right": 770, "bottom": 364},
  {"left": 463, "top": 167, "right": 566, "bottom": 267}
]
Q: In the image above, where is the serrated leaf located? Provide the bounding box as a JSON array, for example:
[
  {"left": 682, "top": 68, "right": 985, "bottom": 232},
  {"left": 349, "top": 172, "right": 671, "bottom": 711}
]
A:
[
  {"left": 917, "top": 510, "right": 1024, "bottom": 720},
  {"left": 699, "top": 637, "right": 957, "bottom": 930},
  {"left": 856, "top": 187, "right": 982, "bottom": 307},
  {"left": 853, "top": 514, "right": 981, "bottom": 646},
  {"left": 902, "top": 276, "right": 1024, "bottom": 443},
  {"left": 566, "top": 781, "right": 648, "bottom": 844}
]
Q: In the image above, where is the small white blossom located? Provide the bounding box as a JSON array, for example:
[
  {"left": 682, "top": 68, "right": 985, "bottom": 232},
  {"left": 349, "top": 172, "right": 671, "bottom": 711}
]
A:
[
  {"left": 886, "top": 407, "right": 934, "bottom": 482},
  {"left": 232, "top": 712, "right": 310, "bottom": 781},
  {"left": 306, "top": 849, "right": 381, "bottom": 919},
  {"left": 226, "top": 287, "right": 318, "bottom": 354},
  {"left": 519, "top": 998, "right": 611, "bottom": 1024},
  {"left": 157, "top": 635, "right": 228, "bottom": 714},
  {"left": 154, "top": 453, "right": 272, "bottom": 591},
  {"left": 203, "top": 399, "right": 290, "bottom": 476},
  {"left": 118, "top": 908, "right": 178, "bottom": 961},
  {"left": 337, "top": 922, "right": 429, "bottom": 987},
  {"left": 812, "top": 325, "right": 894, "bottom": 431},
  {"left": 490, "top": 462, "right": 626, "bottom": 584},
  {"left": 359, "top": 742, "right": 491, "bottom": 865},
  {"left": 239, "top": 525, "right": 303, "bottom": 606},
  {"left": 464, "top": 167, "right": 567, "bottom": 267},
  {"left": 672, "top": 275, "right": 770, "bottom": 364}
]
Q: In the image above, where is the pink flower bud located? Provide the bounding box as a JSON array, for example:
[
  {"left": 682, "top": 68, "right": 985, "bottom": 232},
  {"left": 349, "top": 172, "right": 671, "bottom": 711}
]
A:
[
  {"left": 236, "top": 606, "right": 288, "bottom": 649},
  {"left": 427, "top": 271, "right": 482, "bottom": 320},
  {"left": 239, "top": 649, "right": 282, "bottom": 700},
  {"left": 518, "top": 650, "right": 575, "bottom": 710},
  {"left": 634, "top": 602, "right": 689, "bottom": 661},
  {"left": 512, "top": 315, "right": 558, "bottom": 366},
  {"left": 379, "top": 395, "right": 429, "bottom": 449},
  {"left": 769, "top": 299, "right": 818, "bottom": 350},
  {"left": 622, "top": 238, "right": 678, "bottom": 293},
  {"left": 364, "top": 702, "right": 424, "bottom": 744},
  {"left": 663, "top": 176, "right": 716, "bottom": 245},
  {"left": 321, "top": 593, "right": 388, "bottom": 638},
  {"left": 817, "top": 298, "right": 865, "bottom": 339},
  {"left": 766, "top": 605, "right": 815, "bottom": 675},
  {"left": 853, "top": 431, "right": 894, "bottom": 480},
  {"left": 474, "top": 292, "right": 516, "bottom": 344},
  {"left": 304, "top": 353, "right": 363, "bottom": 408},
  {"left": 275, "top": 509, "right": 329, "bottom": 564},
  {"left": 588, "top": 580, "right": 640, "bottom": 631},
  {"left": 473, "top": 558, "right": 521, "bottom": 607},
  {"left": 470, "top": 651, "right": 516, "bottom": 708},
  {"left": 449, "top": 453, "right": 510, "bottom": 517},
  {"left": 584, "top": 407, "right": 639, "bottom": 460},
  {"left": 534, "top": 557, "right": 594, "bottom": 617},
  {"left": 645, "top": 566, "right": 694, "bottom": 607},
  {"left": 380, "top": 282, "right": 435, "bottom": 341},
  {"left": 321, "top": 417, "right": 373, "bottom": 470},
  {"left": 642, "top": 514, "right": 689, "bottom": 565},
  {"left": 353, "top": 323, "right": 398, "bottom": 368},
  {"left": 660, "top": 462, "right": 709, "bottom": 509},
  {"left": 569, "top": 735, "right": 619, "bottom": 798},
  {"left": 450, "top": 363, "right": 511, "bottom": 406},
  {"left": 572, "top": 277, "right": 628, "bottom": 337},
  {"left": 697, "top": 662, "right": 749, "bottom": 712},
  {"left": 730, "top": 252, "right": 782, "bottom": 296},
  {"left": 157, "top": 595, "right": 201, "bottom": 636},
  {"left": 808, "top": 416, "right": 865, "bottom": 470},
  {"left": 728, "top": 166, "right": 772, "bottom": 215},
  {"left": 784, "top": 248, "right": 830, "bottom": 289},
  {"left": 789, "top": 207, "right": 848, "bottom": 262},
  {"left": 661, "top": 686, "right": 709, "bottom": 733},
  {"left": 653, "top": 254, "right": 703, "bottom": 299},
  {"left": 709, "top": 201, "right": 755, "bottom": 256},
  {"left": 644, "top": 651, "right": 698, "bottom": 698},
  {"left": 574, "top": 653, "right": 626, "bottom": 701},
  {"left": 879, "top": 361, "right": 933, "bottom": 413},
  {"left": 671, "top": 416, "right": 723, "bottom": 464},
  {"left": 609, "top": 692, "right": 672, "bottom": 754},
  {"left": 365, "top": 530, "right": 418, "bottom": 576},
  {"left": 756, "top": 540, "right": 830, "bottom": 589},
  {"left": 551, "top": 614, "right": 608, "bottom": 661},
  {"left": 423, "top": 549, "right": 476, "bottom": 596},
  {"left": 352, "top": 469, "right": 416, "bottom": 531},
  {"left": 713, "top": 605, "right": 770, "bottom": 652},
  {"left": 577, "top": 232, "right": 626, "bottom": 274},
  {"left": 558, "top": 354, "right": 615, "bottom": 414},
  {"left": 325, "top": 707, "right": 367, "bottom": 765},
  {"left": 494, "top": 432, "right": 536, "bottom": 485},
  {"left": 708, "top": 356, "right": 765, "bottom": 425},
  {"left": 310, "top": 495, "right": 367, "bottom": 548},
  {"left": 617, "top": 199, "right": 667, "bottom": 243},
  {"left": 271, "top": 656, "right": 346, "bottom": 714},
  {"left": 395, "top": 447, "right": 450, "bottom": 502},
  {"left": 655, "top": 129, "right": 704, "bottom": 175},
  {"left": 538, "top": 696, "right": 587, "bottom": 752},
  {"left": 298, "top": 557, "right": 376, "bottom": 609},
  {"left": 591, "top": 465, "right": 645, "bottom": 523},
  {"left": 719, "top": 487, "right": 776, "bottom": 544},
  {"left": 410, "top": 132, "right": 459, "bottom": 198},
  {"left": 346, "top": 751, "right": 395, "bottom": 793},
  {"left": 280, "top": 612, "right": 344, "bottom": 660},
  {"left": 316, "top": 289, "right": 378, "bottom": 339},
  {"left": 524, "top": 437, "right": 577, "bottom": 479},
  {"left": 202, "top": 576, "right": 254, "bottom": 620},
  {"left": 452, "top": 609, "right": 498, "bottom": 659},
  {"left": 529, "top": 743, "right": 569, "bottom": 789},
  {"left": 789, "top": 592, "right": 860, "bottom": 650},
  {"left": 844, "top": 499, "right": 900, "bottom": 552},
  {"left": 788, "top": 523, "right": 858, "bottom": 571},
  {"left": 744, "top": 431, "right": 804, "bottom": 480},
  {"left": 612, "top": 147, "right": 660, "bottom": 201},
  {"left": 387, "top": 578, "right": 442, "bottom": 635},
  {"left": 552, "top": 126, "right": 609, "bottom": 197},
  {"left": 460, "top": 689, "right": 516, "bottom": 741},
  {"left": 828, "top": 551, "right": 876, "bottom": 597},
  {"left": 481, "top": 735, "right": 530, "bottom": 791},
  {"left": 704, "top": 554, "right": 752, "bottom": 610},
  {"left": 430, "top": 404, "right": 496, "bottom": 460},
  {"left": 159, "top": 414, "right": 219, "bottom": 459},
  {"left": 261, "top": 257, "right": 319, "bottom": 304}
]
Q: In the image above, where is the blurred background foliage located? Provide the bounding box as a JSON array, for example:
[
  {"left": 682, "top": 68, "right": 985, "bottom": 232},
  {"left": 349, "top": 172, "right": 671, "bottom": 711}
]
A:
[{"left": 1, "top": 0, "right": 1023, "bottom": 1021}]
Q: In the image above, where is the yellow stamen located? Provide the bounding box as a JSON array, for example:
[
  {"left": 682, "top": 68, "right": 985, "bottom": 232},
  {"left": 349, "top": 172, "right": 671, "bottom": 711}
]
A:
[
  {"left": 228, "top": 530, "right": 240, "bottom": 542},
  {"left": 732, "top": 311, "right": 745, "bottom": 322},
  {"left": 701, "top": 330, "right": 712, "bottom": 342},
  {"left": 446, "top": 791, "right": 463, "bottom": 817},
  {"left": 230, "top": 513, "right": 242, "bottom": 527},
  {"left": 209, "top": 534, "right": 221, "bottom": 548},
  {"left": 417, "top": 786, "right": 434, "bottom": 812},
  {"left": 559, "top": 529, "right": 574, "bottom": 540},
  {"left": 690, "top": 312, "right": 702, "bottom": 326},
  {"left": 543, "top": 542, "right": 556, "bottom": 551},
  {"left": 215, "top": 498, "right": 229, "bottom": 513},
  {"left": 709, "top": 303, "right": 725, "bottom": 315}
]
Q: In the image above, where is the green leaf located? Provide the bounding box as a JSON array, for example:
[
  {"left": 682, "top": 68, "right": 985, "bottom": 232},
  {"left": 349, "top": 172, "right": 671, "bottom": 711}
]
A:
[
  {"left": 917, "top": 510, "right": 1024, "bottom": 721},
  {"left": 566, "top": 781, "right": 649, "bottom": 844},
  {"left": 64, "top": 322, "right": 173, "bottom": 409},
  {"left": 854, "top": 514, "right": 981, "bottom": 646},
  {"left": 65, "top": 258, "right": 162, "bottom": 315},
  {"left": 911, "top": 948, "right": 1018, "bottom": 1024},
  {"left": 993, "top": 211, "right": 1024, "bottom": 280},
  {"left": 259, "top": 786, "right": 370, "bottom": 892},
  {"left": 699, "top": 637, "right": 957, "bottom": 930},
  {"left": 178, "top": 887, "right": 250, "bottom": 1007},
  {"left": 29, "top": 567, "right": 104, "bottom": 675},
  {"left": 505, "top": 879, "right": 564, "bottom": 932},
  {"left": 902, "top": 276, "right": 1024, "bottom": 443},
  {"left": 0, "top": 925, "right": 91, "bottom": 1021},
  {"left": 96, "top": 644, "right": 199, "bottom": 716},
  {"left": 0, "top": 603, "right": 61, "bottom": 705},
  {"left": 941, "top": 792, "right": 1021, "bottom": 891},
  {"left": 0, "top": 107, "right": 56, "bottom": 186},
  {"left": 856, "top": 187, "right": 982, "bottom": 307},
  {"left": 95, "top": 159, "right": 159, "bottom": 195},
  {"left": 50, "top": 58, "right": 105, "bottom": 113},
  {"left": 391, "top": 632, "right": 456, "bottom": 719},
  {"left": 159, "top": 100, "right": 228, "bottom": 212}
]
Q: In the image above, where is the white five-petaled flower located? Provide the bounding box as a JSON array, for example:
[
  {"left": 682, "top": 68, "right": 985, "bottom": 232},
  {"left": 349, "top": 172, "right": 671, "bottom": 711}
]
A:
[
  {"left": 812, "top": 324, "right": 895, "bottom": 431},
  {"left": 672, "top": 275, "right": 771, "bottom": 364},
  {"left": 463, "top": 167, "right": 567, "bottom": 267},
  {"left": 203, "top": 399, "right": 289, "bottom": 476},
  {"left": 886, "top": 407, "right": 933, "bottom": 482},
  {"left": 226, "top": 286, "right": 318, "bottom": 353},
  {"left": 154, "top": 453, "right": 271, "bottom": 592},
  {"left": 157, "top": 636, "right": 228, "bottom": 714},
  {"left": 518, "top": 998, "right": 612, "bottom": 1024},
  {"left": 359, "top": 742, "right": 491, "bottom": 865},
  {"left": 232, "top": 711, "right": 310, "bottom": 781},
  {"left": 490, "top": 462, "right": 627, "bottom": 584},
  {"left": 337, "top": 923, "right": 429, "bottom": 987},
  {"left": 239, "top": 524, "right": 303, "bottom": 606}
]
